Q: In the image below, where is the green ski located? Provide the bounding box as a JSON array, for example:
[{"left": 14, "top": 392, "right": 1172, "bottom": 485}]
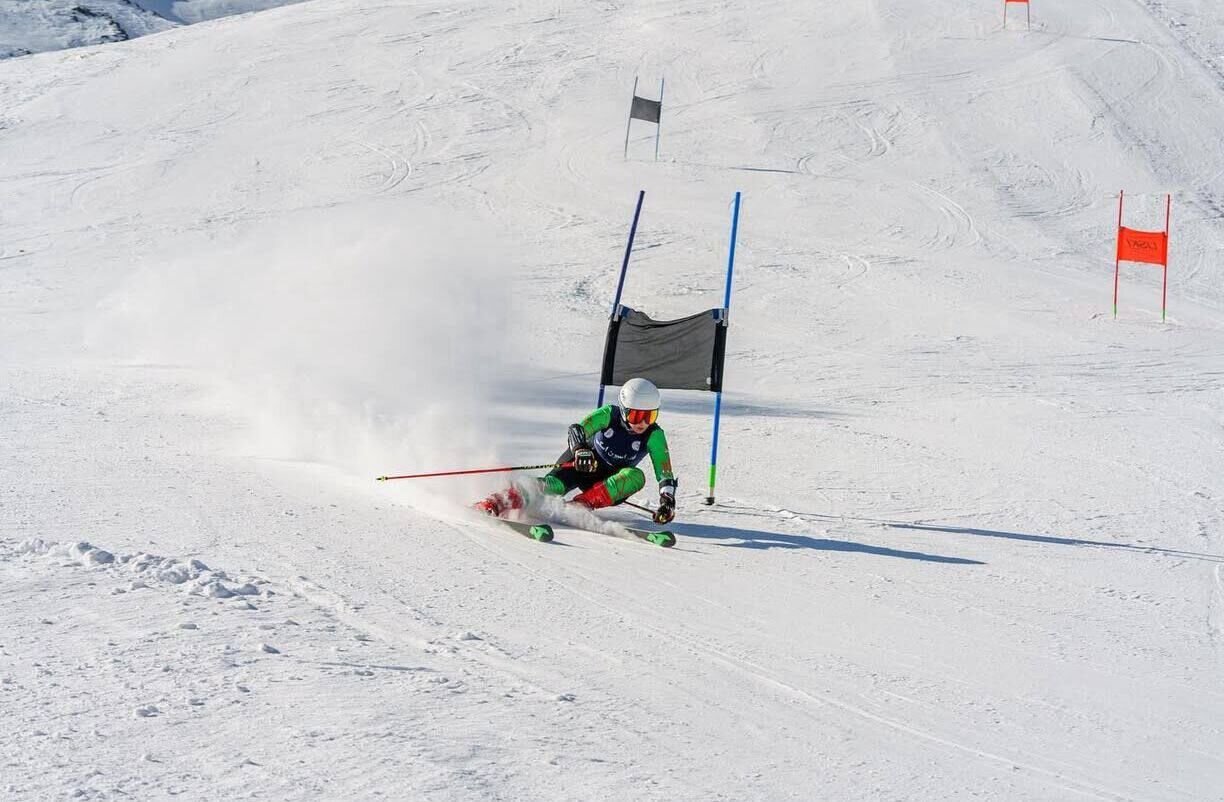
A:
[
  {"left": 626, "top": 527, "right": 676, "bottom": 547},
  {"left": 493, "top": 518, "right": 554, "bottom": 543}
]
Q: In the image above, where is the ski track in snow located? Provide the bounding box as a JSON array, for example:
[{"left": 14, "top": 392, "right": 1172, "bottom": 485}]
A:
[
  {"left": 1, "top": 531, "right": 687, "bottom": 798},
  {"left": 4, "top": 0, "right": 1224, "bottom": 798},
  {"left": 466, "top": 523, "right": 1135, "bottom": 800}
]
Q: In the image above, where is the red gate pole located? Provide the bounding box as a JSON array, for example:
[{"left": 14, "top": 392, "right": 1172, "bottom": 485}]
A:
[
  {"left": 1161, "top": 193, "right": 1171, "bottom": 322},
  {"left": 1003, "top": 0, "right": 1031, "bottom": 30},
  {"left": 1113, "top": 190, "right": 1124, "bottom": 319}
]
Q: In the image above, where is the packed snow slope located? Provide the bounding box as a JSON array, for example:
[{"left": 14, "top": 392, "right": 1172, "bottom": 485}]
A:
[{"left": 3, "top": 1, "right": 1223, "bottom": 799}]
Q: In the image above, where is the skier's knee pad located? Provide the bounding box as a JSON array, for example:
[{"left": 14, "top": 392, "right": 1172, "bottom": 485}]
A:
[
  {"left": 540, "top": 475, "right": 567, "bottom": 496},
  {"left": 606, "top": 467, "right": 645, "bottom": 502}
]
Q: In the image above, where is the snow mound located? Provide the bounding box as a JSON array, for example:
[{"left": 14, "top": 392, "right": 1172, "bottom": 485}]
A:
[{"left": 17, "top": 538, "right": 266, "bottom": 599}]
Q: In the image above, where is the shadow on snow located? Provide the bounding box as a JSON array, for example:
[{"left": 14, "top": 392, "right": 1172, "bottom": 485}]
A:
[
  {"left": 737, "top": 507, "right": 1224, "bottom": 564},
  {"left": 887, "top": 521, "right": 1224, "bottom": 563},
  {"left": 666, "top": 521, "right": 985, "bottom": 565}
]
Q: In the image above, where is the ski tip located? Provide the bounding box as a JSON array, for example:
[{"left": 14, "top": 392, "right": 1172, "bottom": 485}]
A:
[
  {"left": 529, "top": 524, "right": 555, "bottom": 542},
  {"left": 636, "top": 530, "right": 675, "bottom": 547}
]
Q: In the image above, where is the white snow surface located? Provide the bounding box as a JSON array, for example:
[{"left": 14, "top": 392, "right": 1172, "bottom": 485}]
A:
[{"left": 2, "top": 1, "right": 1223, "bottom": 799}]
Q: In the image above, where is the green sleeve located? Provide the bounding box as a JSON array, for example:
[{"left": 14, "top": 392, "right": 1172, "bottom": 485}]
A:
[
  {"left": 580, "top": 406, "right": 614, "bottom": 438},
  {"left": 646, "top": 427, "right": 676, "bottom": 487}
]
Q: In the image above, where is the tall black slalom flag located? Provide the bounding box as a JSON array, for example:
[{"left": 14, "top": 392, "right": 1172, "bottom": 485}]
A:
[
  {"left": 624, "top": 76, "right": 664, "bottom": 160},
  {"left": 597, "top": 191, "right": 743, "bottom": 505}
]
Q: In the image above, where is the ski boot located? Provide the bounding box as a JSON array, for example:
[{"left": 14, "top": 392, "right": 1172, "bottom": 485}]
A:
[{"left": 474, "top": 485, "right": 526, "bottom": 518}]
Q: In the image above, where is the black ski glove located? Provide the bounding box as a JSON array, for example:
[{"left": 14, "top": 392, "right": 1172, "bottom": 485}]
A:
[
  {"left": 573, "top": 448, "right": 598, "bottom": 473},
  {"left": 567, "top": 423, "right": 589, "bottom": 452},
  {"left": 653, "top": 494, "right": 675, "bottom": 525}
]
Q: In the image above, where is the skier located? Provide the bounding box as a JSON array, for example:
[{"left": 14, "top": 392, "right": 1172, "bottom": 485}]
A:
[{"left": 477, "top": 377, "right": 678, "bottom": 525}]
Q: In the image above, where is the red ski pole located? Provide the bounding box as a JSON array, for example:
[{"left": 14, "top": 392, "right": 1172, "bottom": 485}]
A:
[{"left": 376, "top": 462, "right": 572, "bottom": 482}]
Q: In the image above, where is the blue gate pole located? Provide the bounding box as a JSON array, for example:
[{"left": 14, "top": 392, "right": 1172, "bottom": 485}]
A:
[
  {"left": 598, "top": 190, "right": 646, "bottom": 407},
  {"left": 706, "top": 191, "right": 742, "bottom": 505}
]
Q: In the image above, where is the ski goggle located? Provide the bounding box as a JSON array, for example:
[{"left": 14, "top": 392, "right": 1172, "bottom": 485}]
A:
[{"left": 625, "top": 408, "right": 659, "bottom": 426}]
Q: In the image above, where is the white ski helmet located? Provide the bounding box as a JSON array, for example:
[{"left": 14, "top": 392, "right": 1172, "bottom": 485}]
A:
[{"left": 618, "top": 377, "right": 661, "bottom": 413}]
